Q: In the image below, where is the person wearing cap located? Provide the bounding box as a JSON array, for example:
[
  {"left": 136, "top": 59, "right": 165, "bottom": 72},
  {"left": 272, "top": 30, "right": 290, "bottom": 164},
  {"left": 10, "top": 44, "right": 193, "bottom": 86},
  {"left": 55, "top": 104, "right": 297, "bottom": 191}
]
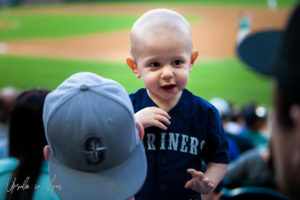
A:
[
  {"left": 237, "top": 4, "right": 300, "bottom": 199},
  {"left": 42, "top": 72, "right": 147, "bottom": 200}
]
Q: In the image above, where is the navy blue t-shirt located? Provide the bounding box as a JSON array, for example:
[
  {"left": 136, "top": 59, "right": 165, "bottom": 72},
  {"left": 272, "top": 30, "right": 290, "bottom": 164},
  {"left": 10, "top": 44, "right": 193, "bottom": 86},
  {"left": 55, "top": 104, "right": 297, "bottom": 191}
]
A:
[{"left": 130, "top": 88, "right": 230, "bottom": 200}]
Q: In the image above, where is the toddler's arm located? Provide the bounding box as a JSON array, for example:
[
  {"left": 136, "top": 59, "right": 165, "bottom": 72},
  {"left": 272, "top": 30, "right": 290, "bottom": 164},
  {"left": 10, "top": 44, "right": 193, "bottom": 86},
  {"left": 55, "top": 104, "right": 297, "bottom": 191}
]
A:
[
  {"left": 184, "top": 162, "right": 228, "bottom": 195},
  {"left": 135, "top": 107, "right": 171, "bottom": 130}
]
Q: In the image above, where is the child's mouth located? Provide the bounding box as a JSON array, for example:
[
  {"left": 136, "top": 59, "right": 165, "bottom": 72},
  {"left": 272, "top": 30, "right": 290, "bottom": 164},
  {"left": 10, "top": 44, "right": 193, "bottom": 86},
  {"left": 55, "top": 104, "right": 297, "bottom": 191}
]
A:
[{"left": 161, "top": 84, "right": 176, "bottom": 92}]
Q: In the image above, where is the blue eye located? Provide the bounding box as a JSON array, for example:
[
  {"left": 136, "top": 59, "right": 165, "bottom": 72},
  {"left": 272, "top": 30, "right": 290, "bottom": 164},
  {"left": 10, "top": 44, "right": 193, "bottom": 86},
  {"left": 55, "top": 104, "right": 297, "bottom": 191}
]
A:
[
  {"left": 150, "top": 62, "right": 160, "bottom": 67},
  {"left": 172, "top": 60, "right": 183, "bottom": 65}
]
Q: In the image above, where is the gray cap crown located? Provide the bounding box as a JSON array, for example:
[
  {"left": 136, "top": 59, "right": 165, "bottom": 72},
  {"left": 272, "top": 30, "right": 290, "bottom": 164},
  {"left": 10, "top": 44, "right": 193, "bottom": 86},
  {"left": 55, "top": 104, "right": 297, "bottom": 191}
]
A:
[{"left": 43, "top": 72, "right": 147, "bottom": 200}]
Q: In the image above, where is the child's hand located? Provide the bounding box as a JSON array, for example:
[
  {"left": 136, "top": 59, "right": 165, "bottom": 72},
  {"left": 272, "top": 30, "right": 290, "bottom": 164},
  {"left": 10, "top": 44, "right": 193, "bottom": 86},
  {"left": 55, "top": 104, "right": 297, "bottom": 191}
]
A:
[
  {"left": 135, "top": 107, "right": 171, "bottom": 130},
  {"left": 184, "top": 168, "right": 215, "bottom": 195}
]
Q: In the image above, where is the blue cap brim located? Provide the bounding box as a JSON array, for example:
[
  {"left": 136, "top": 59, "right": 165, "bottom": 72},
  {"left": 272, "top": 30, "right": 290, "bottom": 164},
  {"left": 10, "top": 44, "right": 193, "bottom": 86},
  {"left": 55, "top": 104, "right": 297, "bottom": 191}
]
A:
[
  {"left": 49, "top": 143, "right": 147, "bottom": 200},
  {"left": 237, "top": 30, "right": 283, "bottom": 76}
]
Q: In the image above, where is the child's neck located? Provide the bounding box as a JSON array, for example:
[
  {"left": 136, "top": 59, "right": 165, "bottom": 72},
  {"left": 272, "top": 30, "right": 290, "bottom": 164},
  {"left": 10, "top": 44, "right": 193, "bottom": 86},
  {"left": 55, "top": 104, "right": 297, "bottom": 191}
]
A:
[{"left": 147, "top": 90, "right": 182, "bottom": 112}]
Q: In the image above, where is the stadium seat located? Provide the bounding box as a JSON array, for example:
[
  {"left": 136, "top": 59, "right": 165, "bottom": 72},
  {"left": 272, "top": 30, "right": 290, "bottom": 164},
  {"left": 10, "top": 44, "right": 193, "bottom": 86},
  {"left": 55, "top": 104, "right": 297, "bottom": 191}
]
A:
[{"left": 221, "top": 186, "right": 290, "bottom": 200}]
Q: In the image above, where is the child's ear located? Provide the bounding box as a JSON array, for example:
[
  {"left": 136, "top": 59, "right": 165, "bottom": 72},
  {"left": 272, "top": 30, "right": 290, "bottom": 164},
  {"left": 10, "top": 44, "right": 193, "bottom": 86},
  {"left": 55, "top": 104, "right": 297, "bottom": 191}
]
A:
[
  {"left": 189, "top": 50, "right": 198, "bottom": 72},
  {"left": 43, "top": 145, "right": 50, "bottom": 162},
  {"left": 136, "top": 121, "right": 144, "bottom": 141},
  {"left": 126, "top": 57, "right": 141, "bottom": 78}
]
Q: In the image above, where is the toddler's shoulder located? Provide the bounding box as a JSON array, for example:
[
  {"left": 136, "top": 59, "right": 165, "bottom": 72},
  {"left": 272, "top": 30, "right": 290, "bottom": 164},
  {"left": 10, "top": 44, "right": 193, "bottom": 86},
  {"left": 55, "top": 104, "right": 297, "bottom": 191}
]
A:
[
  {"left": 185, "top": 90, "right": 218, "bottom": 113},
  {"left": 129, "top": 88, "right": 147, "bottom": 102}
]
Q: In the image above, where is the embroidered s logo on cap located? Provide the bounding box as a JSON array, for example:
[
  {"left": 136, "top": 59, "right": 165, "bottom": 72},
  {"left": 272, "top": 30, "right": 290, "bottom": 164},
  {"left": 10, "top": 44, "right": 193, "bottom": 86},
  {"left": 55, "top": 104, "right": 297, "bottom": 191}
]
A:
[{"left": 83, "top": 137, "right": 106, "bottom": 165}]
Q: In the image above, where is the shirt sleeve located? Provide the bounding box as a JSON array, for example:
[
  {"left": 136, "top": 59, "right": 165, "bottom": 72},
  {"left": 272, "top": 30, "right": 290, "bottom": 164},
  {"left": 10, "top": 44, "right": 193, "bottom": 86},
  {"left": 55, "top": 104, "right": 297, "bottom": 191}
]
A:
[{"left": 202, "top": 107, "right": 231, "bottom": 164}]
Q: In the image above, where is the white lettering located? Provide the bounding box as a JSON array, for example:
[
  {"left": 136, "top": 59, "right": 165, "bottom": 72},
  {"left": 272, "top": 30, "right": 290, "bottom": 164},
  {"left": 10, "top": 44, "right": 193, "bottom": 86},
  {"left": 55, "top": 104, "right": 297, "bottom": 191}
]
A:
[
  {"left": 147, "top": 133, "right": 156, "bottom": 150},
  {"left": 168, "top": 133, "right": 180, "bottom": 151},
  {"left": 200, "top": 140, "right": 205, "bottom": 150},
  {"left": 189, "top": 137, "right": 199, "bottom": 155},
  {"left": 180, "top": 134, "right": 189, "bottom": 153},
  {"left": 145, "top": 132, "right": 203, "bottom": 155},
  {"left": 46, "top": 175, "right": 62, "bottom": 198},
  {"left": 6, "top": 177, "right": 30, "bottom": 194},
  {"left": 160, "top": 132, "right": 166, "bottom": 150}
]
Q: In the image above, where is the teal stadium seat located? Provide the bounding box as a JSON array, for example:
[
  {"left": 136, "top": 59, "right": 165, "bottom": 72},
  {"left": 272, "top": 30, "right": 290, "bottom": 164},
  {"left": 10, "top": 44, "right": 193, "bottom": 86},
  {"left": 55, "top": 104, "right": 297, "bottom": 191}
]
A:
[{"left": 221, "top": 186, "right": 290, "bottom": 200}]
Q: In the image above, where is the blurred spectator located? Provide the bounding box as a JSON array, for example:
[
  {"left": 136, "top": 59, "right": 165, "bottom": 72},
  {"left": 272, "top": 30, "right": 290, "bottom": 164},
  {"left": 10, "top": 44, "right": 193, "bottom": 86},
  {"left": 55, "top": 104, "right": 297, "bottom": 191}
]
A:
[
  {"left": 241, "top": 103, "right": 269, "bottom": 148},
  {"left": 267, "top": 0, "right": 277, "bottom": 10},
  {"left": 237, "top": 10, "right": 251, "bottom": 44},
  {"left": 210, "top": 98, "right": 253, "bottom": 161},
  {"left": 0, "top": 98, "right": 9, "bottom": 158},
  {"left": 223, "top": 141, "right": 275, "bottom": 189},
  {"left": 0, "top": 89, "right": 59, "bottom": 200},
  {"left": 225, "top": 107, "right": 245, "bottom": 135},
  {"left": 210, "top": 98, "right": 245, "bottom": 135},
  {"left": 237, "top": 4, "right": 300, "bottom": 199},
  {"left": 0, "top": 87, "right": 19, "bottom": 158}
]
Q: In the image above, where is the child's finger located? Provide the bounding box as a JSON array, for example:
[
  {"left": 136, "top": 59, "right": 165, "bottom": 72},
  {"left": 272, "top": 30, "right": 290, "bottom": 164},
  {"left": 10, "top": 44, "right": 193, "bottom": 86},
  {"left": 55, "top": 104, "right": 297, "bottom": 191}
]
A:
[
  {"left": 187, "top": 168, "right": 197, "bottom": 174},
  {"left": 186, "top": 169, "right": 205, "bottom": 179},
  {"left": 153, "top": 120, "right": 168, "bottom": 130},
  {"left": 202, "top": 179, "right": 215, "bottom": 191},
  {"left": 202, "top": 177, "right": 209, "bottom": 185},
  {"left": 154, "top": 107, "right": 171, "bottom": 119},
  {"left": 208, "top": 182, "right": 215, "bottom": 189},
  {"left": 155, "top": 115, "right": 171, "bottom": 125},
  {"left": 184, "top": 180, "right": 192, "bottom": 189}
]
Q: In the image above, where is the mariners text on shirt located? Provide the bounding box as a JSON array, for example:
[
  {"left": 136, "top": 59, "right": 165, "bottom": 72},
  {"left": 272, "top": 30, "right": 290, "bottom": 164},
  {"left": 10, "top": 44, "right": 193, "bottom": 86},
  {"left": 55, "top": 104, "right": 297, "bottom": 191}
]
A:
[{"left": 146, "top": 132, "right": 205, "bottom": 155}]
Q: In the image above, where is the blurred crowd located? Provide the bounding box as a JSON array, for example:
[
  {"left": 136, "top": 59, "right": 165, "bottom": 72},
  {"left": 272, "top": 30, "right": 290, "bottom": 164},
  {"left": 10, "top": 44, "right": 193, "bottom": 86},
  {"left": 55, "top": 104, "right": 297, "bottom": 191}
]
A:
[
  {"left": 0, "top": 87, "right": 19, "bottom": 158},
  {"left": 209, "top": 98, "right": 274, "bottom": 188}
]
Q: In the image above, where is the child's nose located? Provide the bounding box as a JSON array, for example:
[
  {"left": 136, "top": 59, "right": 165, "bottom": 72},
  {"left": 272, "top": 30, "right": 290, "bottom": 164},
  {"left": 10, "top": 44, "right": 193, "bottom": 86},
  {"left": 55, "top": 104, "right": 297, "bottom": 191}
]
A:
[{"left": 161, "top": 65, "right": 174, "bottom": 80}]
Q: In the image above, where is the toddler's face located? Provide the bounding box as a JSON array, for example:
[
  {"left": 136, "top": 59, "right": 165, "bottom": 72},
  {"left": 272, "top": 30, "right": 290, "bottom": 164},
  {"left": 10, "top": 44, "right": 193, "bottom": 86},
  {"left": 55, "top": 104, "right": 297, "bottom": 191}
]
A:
[{"left": 134, "top": 31, "right": 194, "bottom": 104}]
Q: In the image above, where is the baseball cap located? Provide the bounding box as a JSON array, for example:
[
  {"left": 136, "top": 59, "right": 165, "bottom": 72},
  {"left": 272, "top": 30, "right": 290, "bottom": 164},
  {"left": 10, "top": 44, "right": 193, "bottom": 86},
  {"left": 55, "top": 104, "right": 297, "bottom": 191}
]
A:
[
  {"left": 210, "top": 98, "right": 232, "bottom": 118},
  {"left": 43, "top": 72, "right": 147, "bottom": 200},
  {"left": 237, "top": 4, "right": 300, "bottom": 102}
]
